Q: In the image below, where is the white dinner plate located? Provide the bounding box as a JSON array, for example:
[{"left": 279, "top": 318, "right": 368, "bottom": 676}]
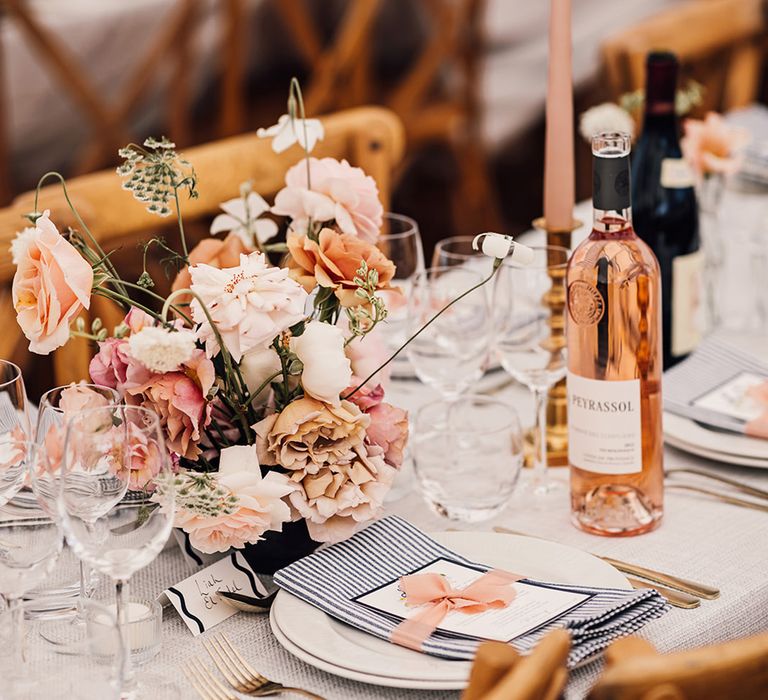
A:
[
  {"left": 664, "top": 413, "right": 768, "bottom": 468},
  {"left": 269, "top": 531, "right": 631, "bottom": 690}
]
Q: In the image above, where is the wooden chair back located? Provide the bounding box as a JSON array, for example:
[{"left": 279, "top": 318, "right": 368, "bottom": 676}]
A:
[
  {"left": 589, "top": 633, "right": 768, "bottom": 700},
  {"left": 0, "top": 0, "right": 248, "bottom": 202},
  {"left": 601, "top": 0, "right": 768, "bottom": 112},
  {"left": 0, "top": 106, "right": 405, "bottom": 389}
]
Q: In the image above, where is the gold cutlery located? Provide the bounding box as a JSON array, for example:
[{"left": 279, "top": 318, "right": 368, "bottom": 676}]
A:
[
  {"left": 217, "top": 590, "right": 277, "bottom": 613},
  {"left": 203, "top": 633, "right": 327, "bottom": 699},
  {"left": 184, "top": 662, "right": 237, "bottom": 700},
  {"left": 625, "top": 577, "right": 700, "bottom": 608},
  {"left": 665, "top": 468, "right": 768, "bottom": 501},
  {"left": 666, "top": 483, "right": 768, "bottom": 513},
  {"left": 492, "top": 526, "right": 720, "bottom": 600}
]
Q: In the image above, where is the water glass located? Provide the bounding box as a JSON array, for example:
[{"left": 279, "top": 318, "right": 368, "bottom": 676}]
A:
[
  {"left": 0, "top": 360, "right": 31, "bottom": 506},
  {"left": 413, "top": 395, "right": 523, "bottom": 521},
  {"left": 375, "top": 213, "right": 425, "bottom": 376},
  {"left": 494, "top": 246, "right": 570, "bottom": 497},
  {"left": 0, "top": 597, "right": 123, "bottom": 699},
  {"left": 406, "top": 266, "right": 491, "bottom": 400}
]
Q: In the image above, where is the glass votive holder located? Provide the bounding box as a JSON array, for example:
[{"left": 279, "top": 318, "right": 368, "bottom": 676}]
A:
[{"left": 91, "top": 598, "right": 162, "bottom": 667}]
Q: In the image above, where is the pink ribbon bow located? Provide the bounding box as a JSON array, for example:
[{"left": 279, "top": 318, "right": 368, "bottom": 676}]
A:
[
  {"left": 389, "top": 569, "right": 522, "bottom": 651},
  {"left": 745, "top": 380, "right": 768, "bottom": 440}
]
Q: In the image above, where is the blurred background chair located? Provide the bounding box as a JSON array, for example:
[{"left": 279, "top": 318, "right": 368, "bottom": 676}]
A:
[
  {"left": 0, "top": 105, "right": 404, "bottom": 390},
  {"left": 588, "top": 633, "right": 768, "bottom": 699},
  {"left": 601, "top": 0, "right": 768, "bottom": 113}
]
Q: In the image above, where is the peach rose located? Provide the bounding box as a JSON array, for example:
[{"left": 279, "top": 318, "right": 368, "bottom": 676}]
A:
[
  {"left": 682, "top": 112, "right": 749, "bottom": 177},
  {"left": 12, "top": 210, "right": 93, "bottom": 354},
  {"left": 254, "top": 397, "right": 395, "bottom": 543},
  {"left": 287, "top": 228, "right": 395, "bottom": 307},
  {"left": 171, "top": 232, "right": 252, "bottom": 296}
]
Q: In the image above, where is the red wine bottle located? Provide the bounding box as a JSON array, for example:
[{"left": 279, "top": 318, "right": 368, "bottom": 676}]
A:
[{"left": 631, "top": 51, "right": 701, "bottom": 369}]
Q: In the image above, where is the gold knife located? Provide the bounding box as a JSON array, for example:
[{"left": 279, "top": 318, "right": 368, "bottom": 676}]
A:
[
  {"left": 492, "top": 526, "right": 720, "bottom": 600},
  {"left": 627, "top": 577, "right": 700, "bottom": 609}
]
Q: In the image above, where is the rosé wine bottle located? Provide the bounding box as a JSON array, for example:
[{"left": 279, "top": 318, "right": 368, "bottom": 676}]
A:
[{"left": 567, "top": 132, "right": 664, "bottom": 536}]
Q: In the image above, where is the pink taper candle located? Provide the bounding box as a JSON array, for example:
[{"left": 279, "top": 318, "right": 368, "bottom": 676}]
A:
[{"left": 543, "top": 0, "right": 575, "bottom": 231}]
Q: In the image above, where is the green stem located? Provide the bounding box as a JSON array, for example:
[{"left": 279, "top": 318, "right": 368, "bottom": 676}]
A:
[
  {"left": 111, "top": 279, "right": 193, "bottom": 325},
  {"left": 250, "top": 369, "right": 284, "bottom": 405},
  {"left": 33, "top": 171, "right": 127, "bottom": 296},
  {"left": 173, "top": 186, "right": 189, "bottom": 260},
  {"left": 342, "top": 259, "right": 503, "bottom": 400},
  {"left": 289, "top": 77, "right": 312, "bottom": 190},
  {"left": 93, "top": 287, "right": 169, "bottom": 327}
]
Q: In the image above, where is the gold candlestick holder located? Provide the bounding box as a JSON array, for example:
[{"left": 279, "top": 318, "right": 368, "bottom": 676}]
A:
[{"left": 523, "top": 215, "right": 582, "bottom": 467}]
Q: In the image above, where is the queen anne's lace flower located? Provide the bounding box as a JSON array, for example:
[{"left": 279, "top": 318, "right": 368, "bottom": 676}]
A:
[
  {"left": 189, "top": 252, "right": 308, "bottom": 362},
  {"left": 128, "top": 326, "right": 198, "bottom": 373}
]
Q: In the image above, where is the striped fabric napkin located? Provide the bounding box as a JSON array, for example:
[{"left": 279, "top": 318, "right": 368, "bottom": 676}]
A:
[
  {"left": 664, "top": 335, "right": 768, "bottom": 437},
  {"left": 274, "top": 516, "right": 668, "bottom": 667}
]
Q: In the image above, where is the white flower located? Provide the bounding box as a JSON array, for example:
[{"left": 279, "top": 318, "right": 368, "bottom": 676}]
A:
[
  {"left": 127, "top": 326, "right": 197, "bottom": 373},
  {"left": 190, "top": 252, "right": 308, "bottom": 363},
  {"left": 292, "top": 321, "right": 352, "bottom": 406},
  {"left": 257, "top": 114, "right": 325, "bottom": 154},
  {"left": 472, "top": 232, "right": 535, "bottom": 265},
  {"left": 579, "top": 103, "right": 635, "bottom": 142},
  {"left": 240, "top": 346, "right": 282, "bottom": 402},
  {"left": 10, "top": 227, "right": 37, "bottom": 265},
  {"left": 210, "top": 189, "right": 278, "bottom": 247},
  {"left": 174, "top": 444, "right": 295, "bottom": 554}
]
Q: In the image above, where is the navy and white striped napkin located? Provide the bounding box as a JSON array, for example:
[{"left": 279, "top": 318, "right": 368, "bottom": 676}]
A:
[
  {"left": 274, "top": 516, "right": 668, "bottom": 667},
  {"left": 664, "top": 335, "right": 768, "bottom": 436}
]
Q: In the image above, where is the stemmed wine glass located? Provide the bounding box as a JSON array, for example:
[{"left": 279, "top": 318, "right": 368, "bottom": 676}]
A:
[
  {"left": 375, "top": 213, "right": 425, "bottom": 377},
  {"left": 0, "top": 360, "right": 31, "bottom": 506},
  {"left": 494, "top": 246, "right": 570, "bottom": 497},
  {"left": 31, "top": 383, "right": 121, "bottom": 619},
  {"left": 406, "top": 266, "right": 492, "bottom": 400},
  {"left": 58, "top": 405, "right": 175, "bottom": 699},
  {"left": 0, "top": 442, "right": 63, "bottom": 663}
]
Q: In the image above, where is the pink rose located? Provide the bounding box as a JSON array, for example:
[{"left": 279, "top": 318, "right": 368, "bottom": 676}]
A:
[
  {"left": 12, "top": 210, "right": 93, "bottom": 354},
  {"left": 366, "top": 402, "right": 408, "bottom": 469},
  {"left": 125, "top": 350, "right": 215, "bottom": 461},
  {"left": 345, "top": 327, "right": 391, "bottom": 390},
  {"left": 90, "top": 338, "right": 132, "bottom": 395},
  {"left": 125, "top": 422, "right": 163, "bottom": 491},
  {"left": 345, "top": 383, "right": 385, "bottom": 412},
  {"left": 682, "top": 112, "right": 750, "bottom": 177},
  {"left": 273, "top": 158, "right": 383, "bottom": 242}
]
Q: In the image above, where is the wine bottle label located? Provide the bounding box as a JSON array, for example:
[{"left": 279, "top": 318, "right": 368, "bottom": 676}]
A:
[
  {"left": 593, "top": 154, "right": 630, "bottom": 212},
  {"left": 660, "top": 158, "right": 695, "bottom": 188},
  {"left": 672, "top": 249, "right": 704, "bottom": 357},
  {"left": 567, "top": 372, "right": 642, "bottom": 475}
]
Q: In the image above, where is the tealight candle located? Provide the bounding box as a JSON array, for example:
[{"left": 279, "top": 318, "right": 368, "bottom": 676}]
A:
[{"left": 92, "top": 599, "right": 162, "bottom": 666}]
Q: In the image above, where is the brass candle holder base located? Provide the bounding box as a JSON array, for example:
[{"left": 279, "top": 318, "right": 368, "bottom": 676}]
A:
[{"left": 522, "top": 216, "right": 582, "bottom": 469}]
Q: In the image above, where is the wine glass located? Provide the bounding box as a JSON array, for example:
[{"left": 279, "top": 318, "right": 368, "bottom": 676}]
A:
[
  {"left": 30, "top": 383, "right": 121, "bottom": 619},
  {"left": 406, "top": 266, "right": 492, "bottom": 400},
  {"left": 59, "top": 405, "right": 175, "bottom": 699},
  {"left": 375, "top": 213, "right": 425, "bottom": 377},
  {"left": 0, "top": 597, "right": 123, "bottom": 699},
  {"left": 494, "top": 246, "right": 570, "bottom": 497},
  {"left": 432, "top": 235, "right": 484, "bottom": 270},
  {"left": 0, "top": 360, "right": 31, "bottom": 506},
  {"left": 0, "top": 442, "right": 64, "bottom": 663},
  {"left": 413, "top": 395, "right": 524, "bottom": 521}
]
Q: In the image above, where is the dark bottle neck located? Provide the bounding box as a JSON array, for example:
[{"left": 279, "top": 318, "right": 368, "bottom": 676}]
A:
[
  {"left": 593, "top": 153, "right": 633, "bottom": 233},
  {"left": 644, "top": 52, "right": 678, "bottom": 119}
]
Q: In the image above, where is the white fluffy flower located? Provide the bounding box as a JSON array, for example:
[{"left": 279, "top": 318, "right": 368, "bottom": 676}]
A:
[
  {"left": 127, "top": 326, "right": 197, "bottom": 373},
  {"left": 292, "top": 321, "right": 352, "bottom": 406},
  {"left": 579, "top": 103, "right": 635, "bottom": 142},
  {"left": 10, "top": 227, "right": 38, "bottom": 265},
  {"left": 210, "top": 189, "right": 278, "bottom": 246},
  {"left": 257, "top": 114, "right": 325, "bottom": 154},
  {"left": 190, "top": 252, "right": 308, "bottom": 363}
]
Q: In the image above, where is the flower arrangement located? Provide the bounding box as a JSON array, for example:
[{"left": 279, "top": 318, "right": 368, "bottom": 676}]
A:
[{"left": 11, "top": 79, "right": 515, "bottom": 566}]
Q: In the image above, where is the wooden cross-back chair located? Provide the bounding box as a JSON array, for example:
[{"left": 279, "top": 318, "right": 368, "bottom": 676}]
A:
[
  {"left": 275, "top": 0, "right": 498, "bottom": 235},
  {"left": 0, "top": 0, "right": 248, "bottom": 203},
  {"left": 600, "top": 0, "right": 768, "bottom": 112},
  {"left": 0, "top": 106, "right": 405, "bottom": 389}
]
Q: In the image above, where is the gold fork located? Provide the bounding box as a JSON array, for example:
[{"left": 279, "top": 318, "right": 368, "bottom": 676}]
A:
[
  {"left": 203, "top": 633, "right": 327, "bottom": 699},
  {"left": 183, "top": 661, "right": 237, "bottom": 700}
]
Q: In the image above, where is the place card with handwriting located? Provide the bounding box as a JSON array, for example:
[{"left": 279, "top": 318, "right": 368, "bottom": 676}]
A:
[{"left": 159, "top": 551, "right": 268, "bottom": 635}]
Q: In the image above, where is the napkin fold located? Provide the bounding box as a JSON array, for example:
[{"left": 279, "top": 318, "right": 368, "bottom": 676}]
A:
[{"left": 274, "top": 516, "right": 668, "bottom": 667}]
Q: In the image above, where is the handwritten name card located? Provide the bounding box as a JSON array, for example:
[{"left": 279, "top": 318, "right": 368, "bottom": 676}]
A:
[{"left": 159, "top": 551, "right": 268, "bottom": 635}]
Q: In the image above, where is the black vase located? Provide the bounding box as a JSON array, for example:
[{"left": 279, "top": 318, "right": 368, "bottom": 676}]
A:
[{"left": 240, "top": 520, "right": 320, "bottom": 575}]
